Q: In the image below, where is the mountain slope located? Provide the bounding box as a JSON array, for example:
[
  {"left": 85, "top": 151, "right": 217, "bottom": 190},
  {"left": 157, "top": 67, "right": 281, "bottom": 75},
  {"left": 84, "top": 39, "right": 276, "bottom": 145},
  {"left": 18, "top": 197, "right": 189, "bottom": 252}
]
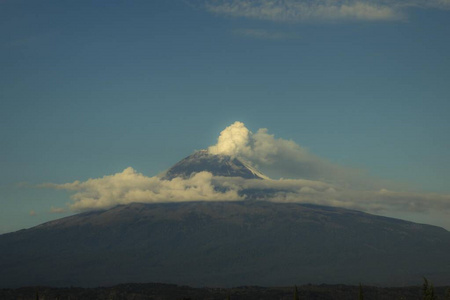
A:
[
  {"left": 1, "top": 201, "right": 449, "bottom": 288},
  {"left": 162, "top": 150, "right": 268, "bottom": 180}
]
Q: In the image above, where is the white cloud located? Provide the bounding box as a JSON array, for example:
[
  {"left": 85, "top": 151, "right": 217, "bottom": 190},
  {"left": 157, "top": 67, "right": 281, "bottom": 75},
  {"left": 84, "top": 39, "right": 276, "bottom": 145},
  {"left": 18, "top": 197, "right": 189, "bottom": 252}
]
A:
[
  {"left": 41, "top": 167, "right": 242, "bottom": 211},
  {"left": 203, "top": 0, "right": 450, "bottom": 22}
]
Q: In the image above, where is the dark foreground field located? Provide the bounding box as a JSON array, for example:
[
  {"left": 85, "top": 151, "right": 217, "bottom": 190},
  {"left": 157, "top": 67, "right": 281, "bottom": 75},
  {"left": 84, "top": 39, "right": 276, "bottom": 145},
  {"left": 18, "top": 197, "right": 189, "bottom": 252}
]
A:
[{"left": 1, "top": 282, "right": 450, "bottom": 300}]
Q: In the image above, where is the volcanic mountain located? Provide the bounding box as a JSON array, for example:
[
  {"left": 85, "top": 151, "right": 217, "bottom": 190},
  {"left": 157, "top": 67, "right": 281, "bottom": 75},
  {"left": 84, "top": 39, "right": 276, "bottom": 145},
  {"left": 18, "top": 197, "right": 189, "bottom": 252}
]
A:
[
  {"left": 162, "top": 150, "right": 268, "bottom": 180},
  {"left": 1, "top": 152, "right": 450, "bottom": 288}
]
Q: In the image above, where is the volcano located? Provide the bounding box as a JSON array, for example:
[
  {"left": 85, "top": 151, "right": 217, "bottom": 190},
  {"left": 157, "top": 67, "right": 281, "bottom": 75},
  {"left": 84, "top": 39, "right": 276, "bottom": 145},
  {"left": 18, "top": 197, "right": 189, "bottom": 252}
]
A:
[
  {"left": 1, "top": 152, "right": 450, "bottom": 288},
  {"left": 163, "top": 150, "right": 268, "bottom": 180}
]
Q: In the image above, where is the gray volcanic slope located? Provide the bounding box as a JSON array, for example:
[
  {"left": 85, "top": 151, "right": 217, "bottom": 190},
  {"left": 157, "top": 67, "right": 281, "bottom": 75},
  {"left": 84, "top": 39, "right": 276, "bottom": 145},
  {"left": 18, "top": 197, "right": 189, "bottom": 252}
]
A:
[
  {"left": 1, "top": 201, "right": 450, "bottom": 288},
  {"left": 162, "top": 150, "right": 267, "bottom": 180}
]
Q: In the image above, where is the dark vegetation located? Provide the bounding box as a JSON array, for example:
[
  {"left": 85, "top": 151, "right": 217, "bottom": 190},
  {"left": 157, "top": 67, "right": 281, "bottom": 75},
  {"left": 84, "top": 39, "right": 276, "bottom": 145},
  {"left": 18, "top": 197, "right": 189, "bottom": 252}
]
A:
[{"left": 1, "top": 279, "right": 450, "bottom": 300}]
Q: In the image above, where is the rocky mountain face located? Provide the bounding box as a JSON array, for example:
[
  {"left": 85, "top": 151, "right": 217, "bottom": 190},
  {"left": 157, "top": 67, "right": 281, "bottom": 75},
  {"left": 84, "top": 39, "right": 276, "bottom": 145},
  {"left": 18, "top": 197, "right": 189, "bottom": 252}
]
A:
[
  {"left": 1, "top": 201, "right": 450, "bottom": 288},
  {"left": 162, "top": 150, "right": 268, "bottom": 180}
]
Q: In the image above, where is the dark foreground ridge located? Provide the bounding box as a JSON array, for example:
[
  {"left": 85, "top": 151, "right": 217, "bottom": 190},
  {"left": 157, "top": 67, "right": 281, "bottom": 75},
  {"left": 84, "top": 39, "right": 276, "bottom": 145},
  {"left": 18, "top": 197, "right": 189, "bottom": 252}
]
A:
[
  {"left": 1, "top": 282, "right": 450, "bottom": 300},
  {"left": 1, "top": 201, "right": 450, "bottom": 288}
]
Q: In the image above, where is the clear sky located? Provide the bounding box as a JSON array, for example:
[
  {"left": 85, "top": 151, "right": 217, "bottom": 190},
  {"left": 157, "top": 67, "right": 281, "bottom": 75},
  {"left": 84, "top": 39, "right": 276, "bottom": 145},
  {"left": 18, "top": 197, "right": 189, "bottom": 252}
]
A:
[{"left": 1, "top": 0, "right": 450, "bottom": 233}]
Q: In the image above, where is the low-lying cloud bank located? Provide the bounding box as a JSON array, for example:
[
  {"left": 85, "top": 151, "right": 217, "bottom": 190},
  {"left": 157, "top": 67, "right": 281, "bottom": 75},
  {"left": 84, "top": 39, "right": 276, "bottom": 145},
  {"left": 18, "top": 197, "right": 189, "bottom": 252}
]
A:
[
  {"left": 204, "top": 0, "right": 450, "bottom": 22},
  {"left": 41, "top": 168, "right": 242, "bottom": 211},
  {"left": 41, "top": 167, "right": 450, "bottom": 214},
  {"left": 40, "top": 121, "right": 450, "bottom": 227}
]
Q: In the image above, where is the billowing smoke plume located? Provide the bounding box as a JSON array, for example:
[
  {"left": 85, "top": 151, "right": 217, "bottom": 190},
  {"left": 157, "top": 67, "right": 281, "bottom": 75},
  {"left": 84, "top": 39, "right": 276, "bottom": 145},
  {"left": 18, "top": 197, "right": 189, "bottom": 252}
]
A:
[
  {"left": 208, "top": 121, "right": 252, "bottom": 157},
  {"left": 208, "top": 121, "right": 372, "bottom": 188}
]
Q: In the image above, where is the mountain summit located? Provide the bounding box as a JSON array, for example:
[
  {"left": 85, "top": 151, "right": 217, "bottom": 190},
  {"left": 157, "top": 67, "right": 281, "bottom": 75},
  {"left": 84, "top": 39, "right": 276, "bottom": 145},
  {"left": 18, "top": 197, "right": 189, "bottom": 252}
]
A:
[{"left": 162, "top": 150, "right": 268, "bottom": 180}]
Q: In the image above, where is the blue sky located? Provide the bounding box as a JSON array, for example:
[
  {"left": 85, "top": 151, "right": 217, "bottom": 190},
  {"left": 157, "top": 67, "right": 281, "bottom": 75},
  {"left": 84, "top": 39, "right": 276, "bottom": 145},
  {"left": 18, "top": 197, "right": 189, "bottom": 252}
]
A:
[{"left": 1, "top": 0, "right": 450, "bottom": 233}]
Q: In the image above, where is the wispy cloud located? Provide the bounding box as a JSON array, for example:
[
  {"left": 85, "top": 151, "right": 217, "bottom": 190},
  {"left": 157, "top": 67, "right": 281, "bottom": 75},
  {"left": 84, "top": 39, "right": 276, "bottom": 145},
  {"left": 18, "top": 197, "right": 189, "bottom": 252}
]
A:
[
  {"left": 233, "top": 28, "right": 299, "bottom": 40},
  {"left": 50, "top": 206, "right": 66, "bottom": 214},
  {"left": 205, "top": 0, "right": 401, "bottom": 22},
  {"left": 392, "top": 0, "right": 450, "bottom": 10},
  {"left": 203, "top": 0, "right": 450, "bottom": 22},
  {"left": 215, "top": 176, "right": 450, "bottom": 213}
]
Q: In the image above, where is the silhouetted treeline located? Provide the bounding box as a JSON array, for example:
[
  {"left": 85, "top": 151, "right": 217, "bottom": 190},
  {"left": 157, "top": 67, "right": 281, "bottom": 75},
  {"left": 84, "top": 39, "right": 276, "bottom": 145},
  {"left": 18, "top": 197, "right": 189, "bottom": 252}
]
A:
[{"left": 1, "top": 281, "right": 450, "bottom": 300}]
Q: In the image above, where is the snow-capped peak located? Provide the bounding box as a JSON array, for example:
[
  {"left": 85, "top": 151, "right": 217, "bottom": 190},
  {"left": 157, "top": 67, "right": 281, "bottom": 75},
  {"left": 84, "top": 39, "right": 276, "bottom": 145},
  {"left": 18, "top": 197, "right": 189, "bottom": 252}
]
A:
[{"left": 162, "top": 150, "right": 268, "bottom": 180}]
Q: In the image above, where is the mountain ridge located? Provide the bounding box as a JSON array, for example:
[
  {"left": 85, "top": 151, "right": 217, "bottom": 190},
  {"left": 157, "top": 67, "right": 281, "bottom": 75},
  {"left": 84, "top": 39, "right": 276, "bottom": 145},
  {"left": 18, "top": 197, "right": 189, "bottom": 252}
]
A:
[
  {"left": 1, "top": 201, "right": 450, "bottom": 288},
  {"left": 2, "top": 152, "right": 450, "bottom": 288}
]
